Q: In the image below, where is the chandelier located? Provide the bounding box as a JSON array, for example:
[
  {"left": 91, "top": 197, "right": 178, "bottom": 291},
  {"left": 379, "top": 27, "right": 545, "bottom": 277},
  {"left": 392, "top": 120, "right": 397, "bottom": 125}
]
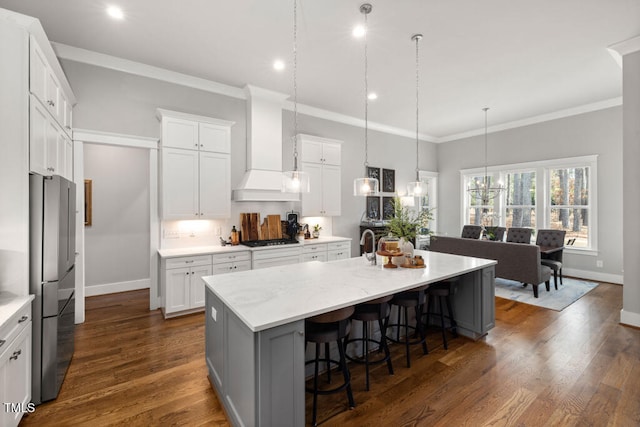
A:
[{"left": 467, "top": 107, "right": 504, "bottom": 204}]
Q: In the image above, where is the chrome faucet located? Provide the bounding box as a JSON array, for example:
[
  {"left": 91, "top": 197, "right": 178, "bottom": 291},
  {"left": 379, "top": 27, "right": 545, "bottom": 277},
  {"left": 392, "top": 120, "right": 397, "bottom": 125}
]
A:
[{"left": 360, "top": 228, "right": 377, "bottom": 265}]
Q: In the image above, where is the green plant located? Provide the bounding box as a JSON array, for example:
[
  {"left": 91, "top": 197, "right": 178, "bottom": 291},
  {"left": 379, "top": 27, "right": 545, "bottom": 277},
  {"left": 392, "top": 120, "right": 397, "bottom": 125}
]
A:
[
  {"left": 313, "top": 224, "right": 322, "bottom": 232},
  {"left": 385, "top": 196, "right": 434, "bottom": 240}
]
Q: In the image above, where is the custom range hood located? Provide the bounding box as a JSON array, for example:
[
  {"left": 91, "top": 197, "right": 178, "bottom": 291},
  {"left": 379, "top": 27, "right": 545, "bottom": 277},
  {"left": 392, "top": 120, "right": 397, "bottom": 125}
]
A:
[{"left": 233, "top": 85, "right": 300, "bottom": 202}]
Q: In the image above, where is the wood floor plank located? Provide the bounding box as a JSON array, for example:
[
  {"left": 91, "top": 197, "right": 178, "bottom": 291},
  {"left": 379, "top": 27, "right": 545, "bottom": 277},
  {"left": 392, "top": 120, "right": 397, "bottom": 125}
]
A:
[{"left": 18, "top": 282, "right": 640, "bottom": 426}]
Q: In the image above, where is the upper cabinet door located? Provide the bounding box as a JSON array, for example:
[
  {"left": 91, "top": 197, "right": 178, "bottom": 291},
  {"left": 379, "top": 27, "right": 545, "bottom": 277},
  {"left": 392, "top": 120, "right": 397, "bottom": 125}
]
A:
[
  {"left": 162, "top": 117, "right": 199, "bottom": 150},
  {"left": 322, "top": 142, "right": 341, "bottom": 165},
  {"left": 199, "top": 123, "right": 231, "bottom": 153},
  {"left": 300, "top": 139, "right": 323, "bottom": 164},
  {"left": 199, "top": 152, "right": 231, "bottom": 219},
  {"left": 161, "top": 148, "right": 199, "bottom": 219}
]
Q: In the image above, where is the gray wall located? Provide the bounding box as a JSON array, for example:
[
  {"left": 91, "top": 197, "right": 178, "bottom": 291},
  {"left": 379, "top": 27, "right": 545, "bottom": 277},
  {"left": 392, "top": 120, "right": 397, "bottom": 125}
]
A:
[
  {"left": 83, "top": 144, "right": 149, "bottom": 289},
  {"left": 622, "top": 49, "right": 640, "bottom": 322},
  {"left": 62, "top": 58, "right": 438, "bottom": 289},
  {"left": 437, "top": 107, "right": 623, "bottom": 281}
]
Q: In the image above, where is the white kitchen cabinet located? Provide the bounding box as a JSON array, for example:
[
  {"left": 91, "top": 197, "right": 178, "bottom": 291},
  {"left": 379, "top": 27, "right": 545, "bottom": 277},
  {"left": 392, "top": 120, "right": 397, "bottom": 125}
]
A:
[
  {"left": 29, "top": 36, "right": 72, "bottom": 137},
  {"left": 161, "top": 148, "right": 230, "bottom": 220},
  {"left": 0, "top": 301, "right": 32, "bottom": 427},
  {"left": 252, "top": 247, "right": 302, "bottom": 270},
  {"left": 158, "top": 109, "right": 234, "bottom": 220},
  {"left": 158, "top": 109, "right": 233, "bottom": 153},
  {"left": 29, "top": 96, "right": 72, "bottom": 180},
  {"left": 327, "top": 241, "right": 351, "bottom": 261},
  {"left": 299, "top": 134, "right": 342, "bottom": 216},
  {"left": 162, "top": 255, "right": 213, "bottom": 318},
  {"left": 211, "top": 251, "right": 251, "bottom": 274},
  {"left": 302, "top": 243, "right": 328, "bottom": 263}
]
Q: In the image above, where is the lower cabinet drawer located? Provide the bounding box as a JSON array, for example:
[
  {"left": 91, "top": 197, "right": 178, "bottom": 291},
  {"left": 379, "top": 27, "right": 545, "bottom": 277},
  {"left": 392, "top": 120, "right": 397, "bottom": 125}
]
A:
[
  {"left": 166, "top": 255, "right": 212, "bottom": 269},
  {"left": 212, "top": 260, "right": 251, "bottom": 274},
  {"left": 303, "top": 252, "right": 327, "bottom": 263},
  {"left": 328, "top": 249, "right": 350, "bottom": 261}
]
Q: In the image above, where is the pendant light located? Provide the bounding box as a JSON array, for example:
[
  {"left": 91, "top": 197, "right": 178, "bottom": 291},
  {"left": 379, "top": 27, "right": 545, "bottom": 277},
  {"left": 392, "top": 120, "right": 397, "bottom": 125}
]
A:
[
  {"left": 282, "top": 0, "right": 310, "bottom": 193},
  {"left": 353, "top": 3, "right": 379, "bottom": 196},
  {"left": 407, "top": 33, "right": 425, "bottom": 197},
  {"left": 466, "top": 107, "right": 504, "bottom": 203}
]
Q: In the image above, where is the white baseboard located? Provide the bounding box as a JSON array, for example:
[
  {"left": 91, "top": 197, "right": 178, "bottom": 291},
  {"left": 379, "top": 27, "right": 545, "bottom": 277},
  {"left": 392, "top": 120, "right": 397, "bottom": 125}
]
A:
[
  {"left": 85, "top": 278, "right": 150, "bottom": 297},
  {"left": 620, "top": 309, "right": 640, "bottom": 328},
  {"left": 563, "top": 268, "right": 623, "bottom": 285}
]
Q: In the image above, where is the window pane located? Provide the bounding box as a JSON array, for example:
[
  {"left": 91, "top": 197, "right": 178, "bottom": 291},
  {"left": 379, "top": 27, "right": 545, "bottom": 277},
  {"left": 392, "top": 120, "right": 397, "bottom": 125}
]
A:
[
  {"left": 550, "top": 208, "right": 587, "bottom": 247},
  {"left": 505, "top": 207, "right": 536, "bottom": 228},
  {"left": 506, "top": 172, "right": 535, "bottom": 206},
  {"left": 468, "top": 207, "right": 499, "bottom": 226},
  {"left": 550, "top": 167, "right": 589, "bottom": 206}
]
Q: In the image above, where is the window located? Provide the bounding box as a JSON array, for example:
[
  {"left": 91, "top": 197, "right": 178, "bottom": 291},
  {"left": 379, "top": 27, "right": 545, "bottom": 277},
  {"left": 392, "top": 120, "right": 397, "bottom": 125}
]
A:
[
  {"left": 418, "top": 171, "right": 438, "bottom": 233},
  {"left": 548, "top": 166, "right": 590, "bottom": 248},
  {"left": 505, "top": 170, "right": 536, "bottom": 229},
  {"left": 461, "top": 156, "right": 597, "bottom": 251}
]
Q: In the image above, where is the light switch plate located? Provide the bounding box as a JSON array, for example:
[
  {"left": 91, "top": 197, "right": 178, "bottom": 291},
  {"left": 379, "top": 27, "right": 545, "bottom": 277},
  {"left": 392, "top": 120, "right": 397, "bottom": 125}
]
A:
[{"left": 211, "top": 306, "right": 217, "bottom": 321}]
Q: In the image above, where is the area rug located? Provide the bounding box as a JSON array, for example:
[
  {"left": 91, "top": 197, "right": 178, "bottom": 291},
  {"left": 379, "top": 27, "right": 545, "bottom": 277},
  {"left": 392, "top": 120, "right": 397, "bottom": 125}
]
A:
[{"left": 494, "top": 277, "right": 599, "bottom": 311}]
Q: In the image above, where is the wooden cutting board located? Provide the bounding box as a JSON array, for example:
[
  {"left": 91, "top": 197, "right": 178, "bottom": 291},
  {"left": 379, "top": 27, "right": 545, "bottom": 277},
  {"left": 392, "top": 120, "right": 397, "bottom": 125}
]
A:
[
  {"left": 260, "top": 219, "right": 269, "bottom": 240},
  {"left": 240, "top": 213, "right": 250, "bottom": 242},
  {"left": 249, "top": 213, "right": 260, "bottom": 241},
  {"left": 267, "top": 215, "right": 282, "bottom": 239}
]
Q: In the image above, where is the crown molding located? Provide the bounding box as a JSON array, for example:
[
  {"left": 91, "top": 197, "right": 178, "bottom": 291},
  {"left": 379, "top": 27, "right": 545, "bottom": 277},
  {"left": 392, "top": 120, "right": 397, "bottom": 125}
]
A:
[
  {"left": 53, "top": 42, "right": 622, "bottom": 145},
  {"left": 438, "top": 97, "right": 622, "bottom": 143},
  {"left": 609, "top": 35, "right": 640, "bottom": 56},
  {"left": 51, "top": 42, "right": 436, "bottom": 143}
]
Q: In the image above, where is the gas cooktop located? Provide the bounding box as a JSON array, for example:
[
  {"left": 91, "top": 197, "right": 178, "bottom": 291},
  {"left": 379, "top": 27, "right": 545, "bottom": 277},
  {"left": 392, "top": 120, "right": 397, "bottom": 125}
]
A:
[{"left": 240, "top": 239, "right": 299, "bottom": 247}]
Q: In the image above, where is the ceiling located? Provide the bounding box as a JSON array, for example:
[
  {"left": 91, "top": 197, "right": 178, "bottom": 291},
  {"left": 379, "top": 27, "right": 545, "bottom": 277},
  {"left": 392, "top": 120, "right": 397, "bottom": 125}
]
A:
[{"left": 1, "top": 0, "right": 638, "bottom": 141}]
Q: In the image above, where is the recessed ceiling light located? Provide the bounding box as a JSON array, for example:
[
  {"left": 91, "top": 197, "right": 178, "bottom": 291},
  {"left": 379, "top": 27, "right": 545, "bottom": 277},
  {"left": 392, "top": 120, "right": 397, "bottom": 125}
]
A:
[
  {"left": 353, "top": 25, "right": 366, "bottom": 38},
  {"left": 273, "top": 60, "right": 285, "bottom": 71},
  {"left": 107, "top": 5, "right": 124, "bottom": 20},
  {"left": 368, "top": 92, "right": 378, "bottom": 100}
]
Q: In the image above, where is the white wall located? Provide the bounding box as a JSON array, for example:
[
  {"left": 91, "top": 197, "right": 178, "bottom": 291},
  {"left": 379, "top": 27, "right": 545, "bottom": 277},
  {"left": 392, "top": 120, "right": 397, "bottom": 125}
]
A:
[
  {"left": 437, "top": 107, "right": 623, "bottom": 282},
  {"left": 83, "top": 144, "right": 150, "bottom": 293}
]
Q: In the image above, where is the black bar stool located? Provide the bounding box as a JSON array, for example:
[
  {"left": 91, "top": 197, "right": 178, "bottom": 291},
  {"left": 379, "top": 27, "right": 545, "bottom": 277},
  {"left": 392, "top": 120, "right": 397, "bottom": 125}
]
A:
[
  {"left": 424, "top": 281, "right": 458, "bottom": 350},
  {"left": 305, "top": 306, "right": 356, "bottom": 427},
  {"left": 344, "top": 295, "right": 394, "bottom": 391},
  {"left": 384, "top": 285, "right": 429, "bottom": 368}
]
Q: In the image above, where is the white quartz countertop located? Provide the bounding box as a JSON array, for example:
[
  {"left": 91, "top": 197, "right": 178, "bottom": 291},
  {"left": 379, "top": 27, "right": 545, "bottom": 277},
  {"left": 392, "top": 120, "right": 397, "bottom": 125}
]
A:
[
  {"left": 0, "top": 293, "right": 34, "bottom": 328},
  {"left": 203, "top": 250, "right": 496, "bottom": 332},
  {"left": 158, "top": 236, "right": 351, "bottom": 258}
]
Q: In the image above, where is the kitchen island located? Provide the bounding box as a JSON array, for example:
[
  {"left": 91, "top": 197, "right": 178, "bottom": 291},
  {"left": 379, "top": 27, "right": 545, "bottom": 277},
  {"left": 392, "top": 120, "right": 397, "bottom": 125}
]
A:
[{"left": 203, "top": 250, "right": 496, "bottom": 427}]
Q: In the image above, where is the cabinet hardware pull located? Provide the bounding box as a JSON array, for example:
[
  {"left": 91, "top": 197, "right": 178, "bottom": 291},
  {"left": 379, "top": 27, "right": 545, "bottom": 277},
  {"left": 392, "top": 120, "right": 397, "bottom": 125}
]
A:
[
  {"left": 0, "top": 340, "right": 5, "bottom": 348},
  {"left": 10, "top": 349, "right": 22, "bottom": 360},
  {"left": 185, "top": 260, "right": 194, "bottom": 263},
  {"left": 298, "top": 331, "right": 304, "bottom": 336},
  {"left": 18, "top": 316, "right": 28, "bottom": 323},
  {"left": 186, "top": 272, "right": 190, "bottom": 275}
]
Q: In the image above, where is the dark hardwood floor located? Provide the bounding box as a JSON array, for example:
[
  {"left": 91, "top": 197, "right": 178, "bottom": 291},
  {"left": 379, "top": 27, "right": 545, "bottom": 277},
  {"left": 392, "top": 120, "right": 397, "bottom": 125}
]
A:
[{"left": 20, "top": 281, "right": 640, "bottom": 426}]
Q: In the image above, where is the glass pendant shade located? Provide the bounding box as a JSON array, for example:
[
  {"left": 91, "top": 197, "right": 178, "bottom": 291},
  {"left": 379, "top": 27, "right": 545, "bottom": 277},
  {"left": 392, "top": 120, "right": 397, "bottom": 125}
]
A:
[
  {"left": 407, "top": 180, "right": 425, "bottom": 197},
  {"left": 282, "top": 169, "right": 310, "bottom": 193},
  {"left": 353, "top": 176, "right": 379, "bottom": 196}
]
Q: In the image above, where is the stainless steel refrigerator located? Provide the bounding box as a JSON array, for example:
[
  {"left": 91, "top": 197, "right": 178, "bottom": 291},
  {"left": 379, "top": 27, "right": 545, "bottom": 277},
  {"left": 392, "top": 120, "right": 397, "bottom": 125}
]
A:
[{"left": 29, "top": 173, "right": 76, "bottom": 405}]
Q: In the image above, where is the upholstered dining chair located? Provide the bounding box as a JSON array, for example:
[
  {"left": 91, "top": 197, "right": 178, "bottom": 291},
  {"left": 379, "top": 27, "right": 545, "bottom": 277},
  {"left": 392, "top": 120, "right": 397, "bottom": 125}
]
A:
[
  {"left": 506, "top": 227, "right": 533, "bottom": 244},
  {"left": 461, "top": 225, "right": 483, "bottom": 239},
  {"left": 483, "top": 226, "right": 506, "bottom": 241},
  {"left": 535, "top": 229, "right": 567, "bottom": 289}
]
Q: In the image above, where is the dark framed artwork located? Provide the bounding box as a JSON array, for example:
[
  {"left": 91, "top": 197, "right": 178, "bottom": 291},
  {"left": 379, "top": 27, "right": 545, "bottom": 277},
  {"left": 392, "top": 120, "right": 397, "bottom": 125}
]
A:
[
  {"left": 366, "top": 196, "right": 380, "bottom": 220},
  {"left": 366, "top": 166, "right": 380, "bottom": 182},
  {"left": 382, "top": 168, "right": 395, "bottom": 193},
  {"left": 382, "top": 196, "right": 395, "bottom": 220}
]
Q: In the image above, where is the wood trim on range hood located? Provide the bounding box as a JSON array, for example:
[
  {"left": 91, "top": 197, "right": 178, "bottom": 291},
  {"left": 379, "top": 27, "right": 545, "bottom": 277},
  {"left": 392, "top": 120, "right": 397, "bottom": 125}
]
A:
[{"left": 233, "top": 85, "right": 300, "bottom": 202}]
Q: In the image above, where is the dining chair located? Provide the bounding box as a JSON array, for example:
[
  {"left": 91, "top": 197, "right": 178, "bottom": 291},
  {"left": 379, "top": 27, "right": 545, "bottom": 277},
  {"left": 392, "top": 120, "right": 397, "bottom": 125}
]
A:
[
  {"left": 506, "top": 227, "right": 533, "bottom": 244},
  {"left": 535, "top": 229, "right": 567, "bottom": 289},
  {"left": 461, "top": 225, "right": 483, "bottom": 239}
]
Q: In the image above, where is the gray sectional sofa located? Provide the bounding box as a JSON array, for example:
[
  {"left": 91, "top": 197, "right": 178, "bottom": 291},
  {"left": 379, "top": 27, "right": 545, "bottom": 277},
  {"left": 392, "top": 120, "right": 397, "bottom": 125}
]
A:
[{"left": 429, "top": 235, "right": 552, "bottom": 298}]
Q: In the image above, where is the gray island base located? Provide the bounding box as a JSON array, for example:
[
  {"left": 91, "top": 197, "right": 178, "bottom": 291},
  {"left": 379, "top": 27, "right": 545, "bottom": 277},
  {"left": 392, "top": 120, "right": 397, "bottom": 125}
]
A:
[{"left": 203, "top": 250, "right": 496, "bottom": 426}]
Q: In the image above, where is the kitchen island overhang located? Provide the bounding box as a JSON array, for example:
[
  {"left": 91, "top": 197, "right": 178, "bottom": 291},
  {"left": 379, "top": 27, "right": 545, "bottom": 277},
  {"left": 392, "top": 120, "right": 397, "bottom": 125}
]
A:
[{"left": 203, "top": 251, "right": 496, "bottom": 426}]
